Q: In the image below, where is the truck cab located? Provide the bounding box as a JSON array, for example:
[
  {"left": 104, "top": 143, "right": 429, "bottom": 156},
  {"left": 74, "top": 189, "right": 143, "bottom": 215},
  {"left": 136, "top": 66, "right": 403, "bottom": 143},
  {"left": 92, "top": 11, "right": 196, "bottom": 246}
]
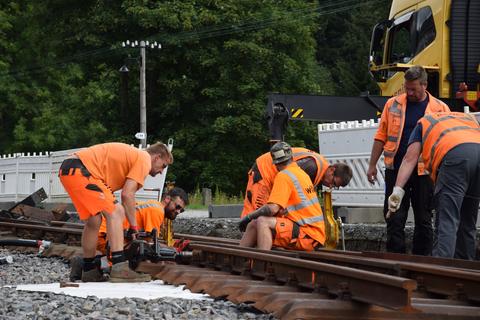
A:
[{"left": 369, "top": 0, "right": 479, "bottom": 110}]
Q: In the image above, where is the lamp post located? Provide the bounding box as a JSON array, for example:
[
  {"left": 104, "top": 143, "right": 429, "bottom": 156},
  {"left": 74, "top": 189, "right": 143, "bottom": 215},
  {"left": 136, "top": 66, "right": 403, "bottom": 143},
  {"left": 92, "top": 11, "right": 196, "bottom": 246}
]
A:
[{"left": 121, "top": 40, "right": 161, "bottom": 148}]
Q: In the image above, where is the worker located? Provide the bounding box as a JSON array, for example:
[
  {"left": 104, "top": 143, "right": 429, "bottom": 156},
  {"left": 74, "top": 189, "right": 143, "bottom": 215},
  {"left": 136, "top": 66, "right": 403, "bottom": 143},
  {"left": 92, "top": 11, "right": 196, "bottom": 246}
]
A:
[
  {"left": 241, "top": 147, "right": 352, "bottom": 218},
  {"left": 389, "top": 112, "right": 480, "bottom": 260},
  {"left": 239, "top": 141, "right": 352, "bottom": 251},
  {"left": 366, "top": 65, "right": 450, "bottom": 255},
  {"left": 97, "top": 187, "right": 189, "bottom": 254},
  {"left": 59, "top": 142, "right": 172, "bottom": 282}
]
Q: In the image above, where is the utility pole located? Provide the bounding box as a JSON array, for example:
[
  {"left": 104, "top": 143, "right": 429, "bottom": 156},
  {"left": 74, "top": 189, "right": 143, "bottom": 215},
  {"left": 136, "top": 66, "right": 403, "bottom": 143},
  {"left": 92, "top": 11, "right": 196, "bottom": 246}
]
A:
[{"left": 121, "top": 40, "right": 161, "bottom": 148}]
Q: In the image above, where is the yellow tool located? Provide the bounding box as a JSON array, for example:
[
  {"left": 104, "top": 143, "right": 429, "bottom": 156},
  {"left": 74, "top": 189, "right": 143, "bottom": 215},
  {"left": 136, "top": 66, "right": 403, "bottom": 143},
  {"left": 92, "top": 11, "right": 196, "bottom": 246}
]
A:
[
  {"left": 322, "top": 190, "right": 344, "bottom": 250},
  {"left": 161, "top": 182, "right": 176, "bottom": 246}
]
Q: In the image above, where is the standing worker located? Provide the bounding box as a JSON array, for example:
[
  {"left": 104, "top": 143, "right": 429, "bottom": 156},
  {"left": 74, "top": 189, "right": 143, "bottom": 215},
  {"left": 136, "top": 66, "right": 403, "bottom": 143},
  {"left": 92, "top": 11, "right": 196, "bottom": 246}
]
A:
[
  {"left": 239, "top": 142, "right": 352, "bottom": 251},
  {"left": 241, "top": 147, "right": 352, "bottom": 218},
  {"left": 59, "top": 142, "right": 172, "bottom": 282},
  {"left": 367, "top": 65, "right": 450, "bottom": 255},
  {"left": 388, "top": 112, "right": 480, "bottom": 260}
]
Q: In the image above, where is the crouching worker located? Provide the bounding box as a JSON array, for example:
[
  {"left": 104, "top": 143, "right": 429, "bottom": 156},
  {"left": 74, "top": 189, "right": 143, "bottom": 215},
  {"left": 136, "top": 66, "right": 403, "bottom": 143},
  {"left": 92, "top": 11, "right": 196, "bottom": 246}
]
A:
[
  {"left": 97, "top": 187, "right": 189, "bottom": 254},
  {"left": 239, "top": 142, "right": 352, "bottom": 251},
  {"left": 60, "top": 142, "right": 173, "bottom": 282},
  {"left": 241, "top": 147, "right": 351, "bottom": 218}
]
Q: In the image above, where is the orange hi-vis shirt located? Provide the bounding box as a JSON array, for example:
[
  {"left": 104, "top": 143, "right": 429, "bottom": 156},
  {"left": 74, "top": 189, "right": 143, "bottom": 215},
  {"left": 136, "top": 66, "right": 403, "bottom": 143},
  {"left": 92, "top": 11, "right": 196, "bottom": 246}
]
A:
[
  {"left": 268, "top": 162, "right": 326, "bottom": 245},
  {"left": 419, "top": 112, "right": 480, "bottom": 182},
  {"left": 76, "top": 142, "right": 151, "bottom": 191},
  {"left": 99, "top": 200, "right": 165, "bottom": 235},
  {"left": 256, "top": 147, "right": 328, "bottom": 189}
]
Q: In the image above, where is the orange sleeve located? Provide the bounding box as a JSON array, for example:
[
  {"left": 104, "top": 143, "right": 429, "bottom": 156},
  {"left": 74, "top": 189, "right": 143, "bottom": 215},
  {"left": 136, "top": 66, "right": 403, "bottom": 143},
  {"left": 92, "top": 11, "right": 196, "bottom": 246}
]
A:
[
  {"left": 374, "top": 100, "right": 390, "bottom": 142},
  {"left": 267, "top": 172, "right": 293, "bottom": 209},
  {"left": 126, "top": 152, "right": 151, "bottom": 187}
]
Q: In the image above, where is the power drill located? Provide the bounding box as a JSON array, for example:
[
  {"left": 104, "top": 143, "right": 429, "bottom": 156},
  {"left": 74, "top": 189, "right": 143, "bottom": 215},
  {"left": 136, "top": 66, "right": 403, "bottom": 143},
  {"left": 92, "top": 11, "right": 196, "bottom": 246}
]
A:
[{"left": 123, "top": 228, "right": 192, "bottom": 269}]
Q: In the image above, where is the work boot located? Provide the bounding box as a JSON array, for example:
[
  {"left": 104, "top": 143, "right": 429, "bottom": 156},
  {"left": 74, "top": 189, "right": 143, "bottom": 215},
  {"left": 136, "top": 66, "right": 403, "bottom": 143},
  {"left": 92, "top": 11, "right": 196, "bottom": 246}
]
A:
[
  {"left": 69, "top": 256, "right": 83, "bottom": 281},
  {"left": 109, "top": 261, "right": 151, "bottom": 283},
  {"left": 81, "top": 268, "right": 106, "bottom": 282}
]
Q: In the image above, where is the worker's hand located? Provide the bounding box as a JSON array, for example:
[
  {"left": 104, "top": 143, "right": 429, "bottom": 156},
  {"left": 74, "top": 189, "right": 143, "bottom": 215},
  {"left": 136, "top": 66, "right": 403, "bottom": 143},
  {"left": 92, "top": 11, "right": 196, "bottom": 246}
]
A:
[
  {"left": 388, "top": 186, "right": 405, "bottom": 213},
  {"left": 367, "top": 165, "right": 378, "bottom": 184},
  {"left": 239, "top": 215, "right": 252, "bottom": 232},
  {"left": 126, "top": 226, "right": 139, "bottom": 240}
]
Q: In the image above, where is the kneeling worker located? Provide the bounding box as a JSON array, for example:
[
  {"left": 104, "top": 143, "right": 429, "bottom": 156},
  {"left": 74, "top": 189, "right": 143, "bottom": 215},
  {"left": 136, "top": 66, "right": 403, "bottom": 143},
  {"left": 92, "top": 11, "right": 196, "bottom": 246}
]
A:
[
  {"left": 239, "top": 142, "right": 352, "bottom": 251},
  {"left": 241, "top": 147, "right": 351, "bottom": 218},
  {"left": 97, "top": 187, "right": 189, "bottom": 254}
]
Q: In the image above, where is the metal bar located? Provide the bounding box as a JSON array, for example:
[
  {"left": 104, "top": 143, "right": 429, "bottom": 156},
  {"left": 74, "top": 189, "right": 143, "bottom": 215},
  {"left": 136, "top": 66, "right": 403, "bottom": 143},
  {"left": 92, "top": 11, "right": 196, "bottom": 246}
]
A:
[{"left": 0, "top": 221, "right": 82, "bottom": 235}]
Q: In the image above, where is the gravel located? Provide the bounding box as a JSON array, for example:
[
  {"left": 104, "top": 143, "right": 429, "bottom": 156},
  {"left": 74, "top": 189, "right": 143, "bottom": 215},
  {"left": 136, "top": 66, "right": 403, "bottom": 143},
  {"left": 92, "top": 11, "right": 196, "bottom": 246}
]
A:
[{"left": 0, "top": 248, "right": 275, "bottom": 319}]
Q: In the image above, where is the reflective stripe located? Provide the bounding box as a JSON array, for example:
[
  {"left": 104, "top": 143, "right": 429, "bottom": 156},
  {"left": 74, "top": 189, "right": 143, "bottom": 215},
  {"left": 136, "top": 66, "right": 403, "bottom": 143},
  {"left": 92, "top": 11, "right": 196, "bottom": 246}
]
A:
[
  {"left": 136, "top": 203, "right": 162, "bottom": 210},
  {"left": 389, "top": 100, "right": 401, "bottom": 114},
  {"left": 296, "top": 215, "right": 324, "bottom": 226},
  {"left": 292, "top": 151, "right": 325, "bottom": 179},
  {"left": 282, "top": 169, "right": 323, "bottom": 224},
  {"left": 429, "top": 126, "right": 480, "bottom": 170},
  {"left": 423, "top": 114, "right": 476, "bottom": 144},
  {"left": 387, "top": 136, "right": 398, "bottom": 142}
]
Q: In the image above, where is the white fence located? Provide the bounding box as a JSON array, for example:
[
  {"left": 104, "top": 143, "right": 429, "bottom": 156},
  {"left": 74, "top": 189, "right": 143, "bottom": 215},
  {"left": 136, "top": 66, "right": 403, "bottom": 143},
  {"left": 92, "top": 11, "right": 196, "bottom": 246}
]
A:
[
  {"left": 0, "top": 142, "right": 172, "bottom": 204},
  {"left": 319, "top": 119, "right": 385, "bottom": 207}
]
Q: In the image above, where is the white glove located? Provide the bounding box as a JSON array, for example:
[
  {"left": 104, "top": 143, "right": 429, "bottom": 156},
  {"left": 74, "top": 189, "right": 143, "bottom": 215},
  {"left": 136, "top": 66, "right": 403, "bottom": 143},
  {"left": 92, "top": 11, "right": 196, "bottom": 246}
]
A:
[{"left": 388, "top": 186, "right": 405, "bottom": 213}]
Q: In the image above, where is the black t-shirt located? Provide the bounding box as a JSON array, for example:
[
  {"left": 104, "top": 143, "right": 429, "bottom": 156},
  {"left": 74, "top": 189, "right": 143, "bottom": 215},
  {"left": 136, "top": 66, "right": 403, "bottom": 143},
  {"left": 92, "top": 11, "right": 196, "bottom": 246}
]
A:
[{"left": 393, "top": 95, "right": 429, "bottom": 169}]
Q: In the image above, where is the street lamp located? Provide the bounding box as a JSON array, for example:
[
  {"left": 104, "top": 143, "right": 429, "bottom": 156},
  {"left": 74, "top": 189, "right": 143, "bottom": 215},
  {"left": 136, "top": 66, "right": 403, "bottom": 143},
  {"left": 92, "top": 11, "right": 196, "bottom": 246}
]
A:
[{"left": 121, "top": 40, "right": 161, "bottom": 148}]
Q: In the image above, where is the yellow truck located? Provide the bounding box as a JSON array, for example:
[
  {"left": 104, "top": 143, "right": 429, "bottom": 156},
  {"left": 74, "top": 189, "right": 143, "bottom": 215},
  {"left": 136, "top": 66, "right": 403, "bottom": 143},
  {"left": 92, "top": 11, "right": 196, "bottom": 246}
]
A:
[
  {"left": 267, "top": 0, "right": 479, "bottom": 141},
  {"left": 370, "top": 0, "right": 479, "bottom": 111}
]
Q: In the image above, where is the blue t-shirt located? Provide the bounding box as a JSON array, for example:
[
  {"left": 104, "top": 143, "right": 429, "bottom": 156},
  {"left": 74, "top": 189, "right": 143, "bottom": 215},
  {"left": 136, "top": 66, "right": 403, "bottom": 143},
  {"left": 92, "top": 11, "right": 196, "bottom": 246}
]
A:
[
  {"left": 393, "top": 96, "right": 429, "bottom": 169},
  {"left": 408, "top": 123, "right": 423, "bottom": 145}
]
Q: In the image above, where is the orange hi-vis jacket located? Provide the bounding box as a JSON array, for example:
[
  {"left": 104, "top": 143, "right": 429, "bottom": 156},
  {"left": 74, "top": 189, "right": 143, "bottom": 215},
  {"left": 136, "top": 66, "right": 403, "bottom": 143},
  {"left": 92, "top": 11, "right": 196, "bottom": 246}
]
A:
[
  {"left": 241, "top": 148, "right": 329, "bottom": 218},
  {"left": 98, "top": 200, "right": 165, "bottom": 235},
  {"left": 419, "top": 112, "right": 480, "bottom": 182},
  {"left": 256, "top": 147, "right": 329, "bottom": 190},
  {"left": 374, "top": 92, "right": 450, "bottom": 173},
  {"left": 268, "top": 162, "right": 326, "bottom": 245}
]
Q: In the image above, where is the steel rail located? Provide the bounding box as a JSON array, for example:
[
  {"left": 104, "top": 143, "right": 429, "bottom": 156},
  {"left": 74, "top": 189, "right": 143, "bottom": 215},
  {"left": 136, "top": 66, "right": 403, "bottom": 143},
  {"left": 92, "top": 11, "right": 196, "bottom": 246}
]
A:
[
  {"left": 0, "top": 221, "right": 82, "bottom": 235},
  {"left": 189, "top": 243, "right": 417, "bottom": 311}
]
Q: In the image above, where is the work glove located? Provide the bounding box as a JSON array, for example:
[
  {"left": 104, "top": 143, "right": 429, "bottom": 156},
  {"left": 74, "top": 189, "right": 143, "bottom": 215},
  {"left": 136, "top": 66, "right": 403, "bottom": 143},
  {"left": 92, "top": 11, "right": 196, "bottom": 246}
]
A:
[
  {"left": 126, "top": 225, "right": 139, "bottom": 240},
  {"left": 239, "top": 215, "right": 252, "bottom": 232},
  {"left": 388, "top": 186, "right": 405, "bottom": 213}
]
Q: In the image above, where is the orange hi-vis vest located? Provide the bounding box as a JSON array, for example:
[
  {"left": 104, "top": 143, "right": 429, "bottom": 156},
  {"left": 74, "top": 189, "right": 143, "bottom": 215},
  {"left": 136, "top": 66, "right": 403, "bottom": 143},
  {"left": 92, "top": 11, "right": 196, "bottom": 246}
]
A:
[
  {"left": 419, "top": 112, "right": 480, "bottom": 182},
  {"left": 374, "top": 92, "right": 450, "bottom": 173},
  {"left": 98, "top": 200, "right": 165, "bottom": 235},
  {"left": 269, "top": 162, "right": 326, "bottom": 245},
  {"left": 256, "top": 147, "right": 329, "bottom": 189}
]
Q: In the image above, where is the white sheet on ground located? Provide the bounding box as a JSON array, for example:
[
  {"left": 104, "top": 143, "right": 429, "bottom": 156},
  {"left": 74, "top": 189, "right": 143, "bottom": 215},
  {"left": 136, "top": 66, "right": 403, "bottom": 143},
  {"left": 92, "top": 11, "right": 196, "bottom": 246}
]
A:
[{"left": 15, "top": 280, "right": 212, "bottom": 300}]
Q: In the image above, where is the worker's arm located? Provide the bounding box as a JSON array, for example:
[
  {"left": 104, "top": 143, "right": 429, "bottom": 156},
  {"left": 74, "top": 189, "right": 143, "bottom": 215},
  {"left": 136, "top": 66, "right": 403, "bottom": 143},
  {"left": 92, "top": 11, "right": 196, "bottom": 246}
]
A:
[
  {"left": 367, "top": 140, "right": 385, "bottom": 183},
  {"left": 395, "top": 142, "right": 421, "bottom": 188},
  {"left": 121, "top": 178, "right": 139, "bottom": 228},
  {"left": 239, "top": 203, "right": 281, "bottom": 232}
]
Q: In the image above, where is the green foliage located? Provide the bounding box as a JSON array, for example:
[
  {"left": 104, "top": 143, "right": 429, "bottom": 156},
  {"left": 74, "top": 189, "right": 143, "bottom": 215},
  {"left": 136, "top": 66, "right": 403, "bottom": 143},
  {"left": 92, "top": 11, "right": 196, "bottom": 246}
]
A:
[
  {"left": 187, "top": 185, "right": 242, "bottom": 209},
  {"left": 0, "top": 0, "right": 390, "bottom": 196}
]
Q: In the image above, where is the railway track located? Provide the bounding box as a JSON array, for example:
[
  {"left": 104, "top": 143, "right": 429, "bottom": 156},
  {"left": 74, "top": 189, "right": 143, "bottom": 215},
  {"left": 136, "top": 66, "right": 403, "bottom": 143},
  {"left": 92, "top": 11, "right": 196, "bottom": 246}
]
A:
[{"left": 1, "top": 220, "right": 480, "bottom": 319}]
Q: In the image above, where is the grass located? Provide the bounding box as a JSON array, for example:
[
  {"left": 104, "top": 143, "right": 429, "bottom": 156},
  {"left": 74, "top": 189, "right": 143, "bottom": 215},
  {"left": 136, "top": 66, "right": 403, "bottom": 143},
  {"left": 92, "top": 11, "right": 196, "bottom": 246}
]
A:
[{"left": 187, "top": 185, "right": 243, "bottom": 210}]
